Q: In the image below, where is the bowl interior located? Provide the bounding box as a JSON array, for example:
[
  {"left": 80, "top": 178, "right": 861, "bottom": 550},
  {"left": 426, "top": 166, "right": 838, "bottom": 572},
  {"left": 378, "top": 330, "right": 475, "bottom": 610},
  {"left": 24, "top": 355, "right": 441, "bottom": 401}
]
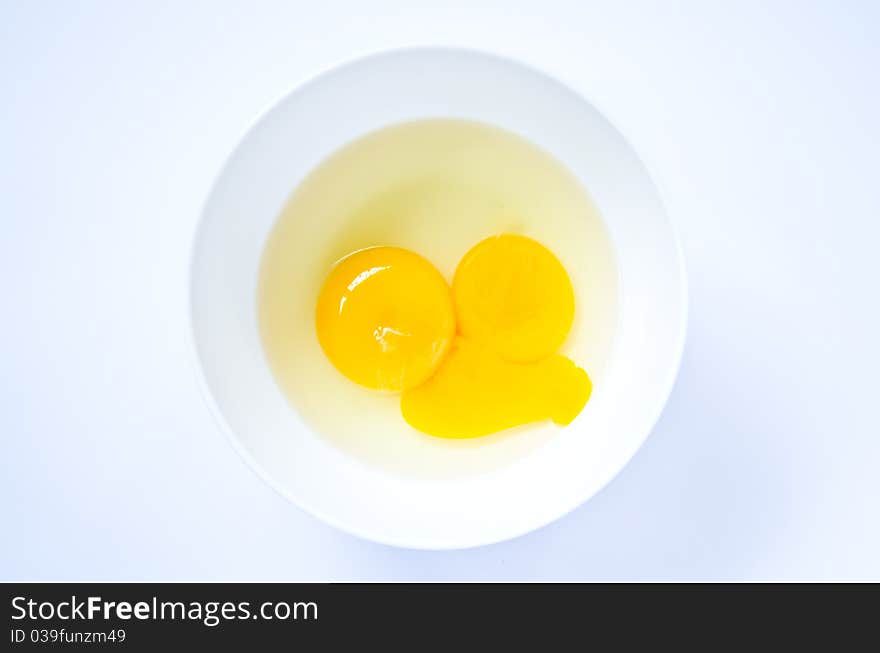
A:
[{"left": 190, "top": 48, "right": 686, "bottom": 549}]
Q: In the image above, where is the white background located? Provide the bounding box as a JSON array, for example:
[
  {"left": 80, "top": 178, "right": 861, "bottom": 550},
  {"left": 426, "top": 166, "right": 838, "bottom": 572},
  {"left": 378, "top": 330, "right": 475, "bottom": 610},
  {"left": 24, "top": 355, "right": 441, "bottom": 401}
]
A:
[{"left": 2, "top": 0, "right": 878, "bottom": 580}]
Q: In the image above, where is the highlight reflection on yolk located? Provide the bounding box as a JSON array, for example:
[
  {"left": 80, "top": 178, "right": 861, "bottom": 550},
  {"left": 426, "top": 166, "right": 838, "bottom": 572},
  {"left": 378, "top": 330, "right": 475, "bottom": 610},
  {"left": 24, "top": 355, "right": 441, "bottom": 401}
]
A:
[
  {"left": 315, "top": 235, "right": 591, "bottom": 438},
  {"left": 315, "top": 247, "right": 455, "bottom": 392}
]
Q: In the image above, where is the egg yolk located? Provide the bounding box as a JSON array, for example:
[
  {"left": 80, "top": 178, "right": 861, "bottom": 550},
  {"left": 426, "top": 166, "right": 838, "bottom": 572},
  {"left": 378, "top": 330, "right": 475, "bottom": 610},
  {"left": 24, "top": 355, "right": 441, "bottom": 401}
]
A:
[
  {"left": 452, "top": 234, "right": 575, "bottom": 362},
  {"left": 315, "top": 235, "right": 591, "bottom": 439},
  {"left": 315, "top": 247, "right": 455, "bottom": 392},
  {"left": 401, "top": 337, "right": 592, "bottom": 439}
]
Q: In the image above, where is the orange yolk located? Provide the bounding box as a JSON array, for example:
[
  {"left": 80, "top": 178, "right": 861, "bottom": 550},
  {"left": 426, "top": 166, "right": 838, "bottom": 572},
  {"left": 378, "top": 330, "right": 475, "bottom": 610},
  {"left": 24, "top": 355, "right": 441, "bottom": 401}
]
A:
[
  {"left": 315, "top": 247, "right": 455, "bottom": 392},
  {"left": 315, "top": 235, "right": 591, "bottom": 438}
]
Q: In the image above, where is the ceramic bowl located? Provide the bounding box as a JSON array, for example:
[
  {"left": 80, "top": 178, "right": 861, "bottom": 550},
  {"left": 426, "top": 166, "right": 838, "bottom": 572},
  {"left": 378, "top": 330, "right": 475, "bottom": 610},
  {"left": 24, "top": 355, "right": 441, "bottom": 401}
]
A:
[{"left": 189, "top": 48, "right": 687, "bottom": 549}]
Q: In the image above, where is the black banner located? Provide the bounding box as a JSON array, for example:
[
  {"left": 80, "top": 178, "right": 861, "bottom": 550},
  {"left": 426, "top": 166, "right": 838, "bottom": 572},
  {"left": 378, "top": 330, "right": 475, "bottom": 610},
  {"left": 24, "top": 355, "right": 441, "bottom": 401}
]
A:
[{"left": 3, "top": 583, "right": 877, "bottom": 649}]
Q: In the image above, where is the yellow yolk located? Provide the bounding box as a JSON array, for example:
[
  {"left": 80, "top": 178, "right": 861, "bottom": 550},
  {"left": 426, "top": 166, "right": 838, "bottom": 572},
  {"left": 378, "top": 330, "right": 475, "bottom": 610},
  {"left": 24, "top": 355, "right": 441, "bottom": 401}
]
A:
[
  {"left": 315, "top": 247, "right": 455, "bottom": 392},
  {"left": 452, "top": 234, "right": 575, "bottom": 362},
  {"left": 315, "top": 236, "right": 590, "bottom": 439},
  {"left": 401, "top": 337, "right": 592, "bottom": 439}
]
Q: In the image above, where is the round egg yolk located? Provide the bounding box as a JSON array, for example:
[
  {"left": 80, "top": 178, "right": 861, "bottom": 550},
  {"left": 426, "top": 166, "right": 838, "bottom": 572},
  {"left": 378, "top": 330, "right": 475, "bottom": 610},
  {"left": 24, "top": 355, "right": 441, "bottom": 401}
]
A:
[
  {"left": 315, "top": 247, "right": 456, "bottom": 392},
  {"left": 452, "top": 234, "right": 575, "bottom": 362}
]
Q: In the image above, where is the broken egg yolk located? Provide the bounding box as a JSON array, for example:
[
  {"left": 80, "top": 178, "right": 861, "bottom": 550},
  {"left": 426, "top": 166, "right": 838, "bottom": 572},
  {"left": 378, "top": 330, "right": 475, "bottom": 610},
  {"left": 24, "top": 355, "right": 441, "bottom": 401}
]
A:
[
  {"left": 400, "top": 337, "right": 591, "bottom": 439},
  {"left": 315, "top": 235, "right": 591, "bottom": 438},
  {"left": 315, "top": 247, "right": 456, "bottom": 392}
]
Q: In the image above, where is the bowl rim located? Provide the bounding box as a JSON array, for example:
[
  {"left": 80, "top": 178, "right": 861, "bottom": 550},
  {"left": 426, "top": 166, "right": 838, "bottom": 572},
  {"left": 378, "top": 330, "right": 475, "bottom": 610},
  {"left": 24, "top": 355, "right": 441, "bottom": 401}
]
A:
[{"left": 186, "top": 45, "right": 689, "bottom": 550}]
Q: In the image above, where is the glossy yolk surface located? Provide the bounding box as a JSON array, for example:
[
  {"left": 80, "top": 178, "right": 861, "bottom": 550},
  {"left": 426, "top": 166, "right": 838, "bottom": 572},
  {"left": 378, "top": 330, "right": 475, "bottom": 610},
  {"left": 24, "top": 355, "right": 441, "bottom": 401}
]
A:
[
  {"left": 315, "top": 247, "right": 455, "bottom": 392},
  {"left": 401, "top": 337, "right": 592, "bottom": 439},
  {"left": 452, "top": 234, "right": 575, "bottom": 362}
]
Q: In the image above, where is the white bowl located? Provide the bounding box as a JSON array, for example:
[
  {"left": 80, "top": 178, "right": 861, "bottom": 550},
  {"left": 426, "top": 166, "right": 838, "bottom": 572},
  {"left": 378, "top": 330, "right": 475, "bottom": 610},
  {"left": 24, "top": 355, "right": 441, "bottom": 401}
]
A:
[{"left": 189, "top": 48, "right": 687, "bottom": 549}]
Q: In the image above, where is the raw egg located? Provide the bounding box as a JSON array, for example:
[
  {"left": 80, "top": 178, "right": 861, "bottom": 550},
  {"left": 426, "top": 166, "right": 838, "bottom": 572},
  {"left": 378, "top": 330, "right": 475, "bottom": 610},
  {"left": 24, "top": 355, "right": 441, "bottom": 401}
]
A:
[
  {"left": 453, "top": 234, "right": 575, "bottom": 362},
  {"left": 315, "top": 234, "right": 591, "bottom": 439},
  {"left": 258, "top": 119, "right": 618, "bottom": 476},
  {"left": 316, "top": 247, "right": 455, "bottom": 392},
  {"left": 401, "top": 336, "right": 591, "bottom": 439}
]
